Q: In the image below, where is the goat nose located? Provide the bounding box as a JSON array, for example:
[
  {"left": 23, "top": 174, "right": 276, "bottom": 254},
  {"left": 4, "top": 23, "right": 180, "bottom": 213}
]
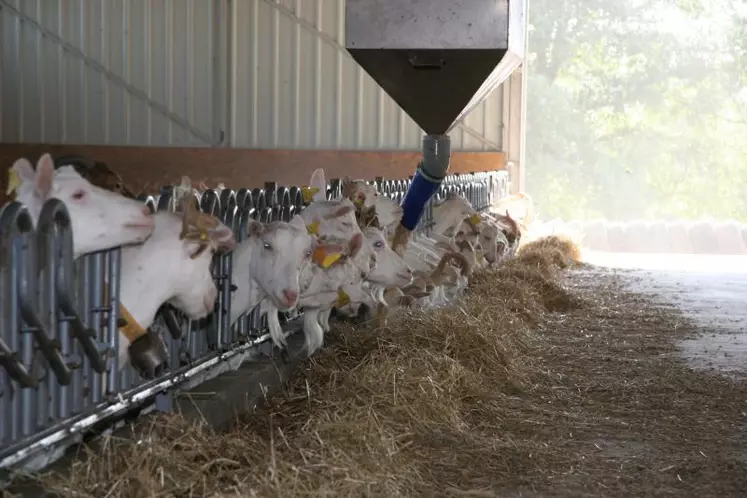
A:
[
  {"left": 282, "top": 289, "right": 298, "bottom": 304},
  {"left": 406, "top": 268, "right": 413, "bottom": 275}
]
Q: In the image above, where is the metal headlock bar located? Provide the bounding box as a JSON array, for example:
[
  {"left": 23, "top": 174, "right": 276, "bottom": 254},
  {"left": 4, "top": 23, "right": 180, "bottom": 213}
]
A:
[{"left": 0, "top": 169, "right": 510, "bottom": 482}]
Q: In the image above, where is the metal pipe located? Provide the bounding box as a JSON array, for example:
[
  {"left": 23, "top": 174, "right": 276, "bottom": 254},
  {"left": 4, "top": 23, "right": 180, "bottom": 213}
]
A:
[
  {"left": 0, "top": 329, "right": 278, "bottom": 472},
  {"left": 399, "top": 134, "right": 451, "bottom": 231}
]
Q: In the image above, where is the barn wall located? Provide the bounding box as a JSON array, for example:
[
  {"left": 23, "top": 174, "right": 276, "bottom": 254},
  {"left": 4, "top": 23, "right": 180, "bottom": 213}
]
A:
[
  {"left": 1, "top": 0, "right": 505, "bottom": 152},
  {"left": 0, "top": 0, "right": 221, "bottom": 147},
  {"left": 230, "top": 0, "right": 504, "bottom": 151}
]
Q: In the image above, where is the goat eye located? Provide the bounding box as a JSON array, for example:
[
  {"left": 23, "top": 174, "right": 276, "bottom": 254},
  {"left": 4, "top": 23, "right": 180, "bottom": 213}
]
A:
[
  {"left": 305, "top": 250, "right": 312, "bottom": 258},
  {"left": 263, "top": 242, "right": 272, "bottom": 251},
  {"left": 71, "top": 190, "right": 86, "bottom": 201},
  {"left": 374, "top": 241, "right": 384, "bottom": 248}
]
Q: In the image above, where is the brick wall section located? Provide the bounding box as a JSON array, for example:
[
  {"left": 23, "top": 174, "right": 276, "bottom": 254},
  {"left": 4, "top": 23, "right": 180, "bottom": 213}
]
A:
[{"left": 0, "top": 144, "right": 505, "bottom": 201}]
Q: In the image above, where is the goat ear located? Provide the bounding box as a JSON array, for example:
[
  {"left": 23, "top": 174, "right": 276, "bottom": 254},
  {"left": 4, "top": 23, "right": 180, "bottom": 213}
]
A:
[
  {"left": 34, "top": 153, "right": 55, "bottom": 200},
  {"left": 324, "top": 204, "right": 354, "bottom": 219},
  {"left": 312, "top": 242, "right": 345, "bottom": 268},
  {"left": 309, "top": 168, "right": 327, "bottom": 202},
  {"left": 247, "top": 220, "right": 264, "bottom": 238},
  {"left": 288, "top": 214, "right": 306, "bottom": 232},
  {"left": 207, "top": 223, "right": 236, "bottom": 252},
  {"left": 180, "top": 176, "right": 192, "bottom": 189},
  {"left": 7, "top": 158, "right": 35, "bottom": 196},
  {"left": 347, "top": 232, "right": 363, "bottom": 259}
]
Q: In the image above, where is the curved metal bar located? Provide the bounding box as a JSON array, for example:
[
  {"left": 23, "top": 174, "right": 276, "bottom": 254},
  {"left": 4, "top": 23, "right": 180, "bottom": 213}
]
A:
[
  {"left": 288, "top": 186, "right": 303, "bottom": 208},
  {"left": 219, "top": 188, "right": 237, "bottom": 218},
  {"left": 264, "top": 182, "right": 278, "bottom": 206},
  {"left": 236, "top": 205, "right": 256, "bottom": 242},
  {"left": 137, "top": 195, "right": 157, "bottom": 214},
  {"left": 200, "top": 190, "right": 220, "bottom": 216},
  {"left": 251, "top": 188, "right": 263, "bottom": 209},
  {"left": 156, "top": 192, "right": 173, "bottom": 212},
  {"left": 328, "top": 178, "right": 342, "bottom": 200},
  {"left": 0, "top": 202, "right": 70, "bottom": 385},
  {"left": 259, "top": 207, "right": 273, "bottom": 223},
  {"left": 277, "top": 187, "right": 290, "bottom": 207},
  {"left": 0, "top": 337, "right": 36, "bottom": 388},
  {"left": 38, "top": 200, "right": 107, "bottom": 376},
  {"left": 235, "top": 188, "right": 252, "bottom": 211},
  {"left": 215, "top": 200, "right": 237, "bottom": 348},
  {"left": 284, "top": 205, "right": 295, "bottom": 223},
  {"left": 0, "top": 204, "right": 38, "bottom": 389},
  {"left": 160, "top": 305, "right": 183, "bottom": 340}
]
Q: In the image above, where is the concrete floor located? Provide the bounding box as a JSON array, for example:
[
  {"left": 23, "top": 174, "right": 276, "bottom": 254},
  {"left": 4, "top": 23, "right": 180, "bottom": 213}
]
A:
[{"left": 583, "top": 251, "right": 747, "bottom": 379}]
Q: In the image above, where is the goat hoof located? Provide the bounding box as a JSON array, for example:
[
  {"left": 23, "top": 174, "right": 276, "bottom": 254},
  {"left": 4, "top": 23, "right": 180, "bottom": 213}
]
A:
[{"left": 129, "top": 332, "right": 169, "bottom": 379}]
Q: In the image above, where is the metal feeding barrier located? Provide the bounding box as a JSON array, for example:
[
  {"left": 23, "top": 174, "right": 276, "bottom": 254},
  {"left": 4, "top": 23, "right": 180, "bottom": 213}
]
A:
[{"left": 0, "top": 170, "right": 508, "bottom": 479}]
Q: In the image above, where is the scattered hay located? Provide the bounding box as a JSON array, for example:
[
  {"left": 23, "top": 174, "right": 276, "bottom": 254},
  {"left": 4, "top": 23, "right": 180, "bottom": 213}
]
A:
[
  {"left": 30, "top": 237, "right": 747, "bottom": 498},
  {"left": 517, "top": 234, "right": 583, "bottom": 269}
]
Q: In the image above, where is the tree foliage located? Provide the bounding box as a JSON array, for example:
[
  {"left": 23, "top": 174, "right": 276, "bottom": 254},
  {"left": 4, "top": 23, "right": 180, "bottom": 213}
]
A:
[{"left": 526, "top": 0, "right": 747, "bottom": 221}]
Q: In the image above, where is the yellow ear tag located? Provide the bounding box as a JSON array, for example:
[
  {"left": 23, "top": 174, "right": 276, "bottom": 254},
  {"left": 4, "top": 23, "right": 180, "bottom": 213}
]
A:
[
  {"left": 200, "top": 231, "right": 208, "bottom": 241},
  {"left": 301, "top": 186, "right": 320, "bottom": 204},
  {"left": 322, "top": 253, "right": 342, "bottom": 268},
  {"left": 469, "top": 214, "right": 481, "bottom": 225},
  {"left": 6, "top": 169, "right": 21, "bottom": 196},
  {"left": 306, "top": 220, "right": 319, "bottom": 235},
  {"left": 312, "top": 246, "right": 342, "bottom": 268},
  {"left": 353, "top": 196, "right": 364, "bottom": 206},
  {"left": 336, "top": 287, "right": 350, "bottom": 307}
]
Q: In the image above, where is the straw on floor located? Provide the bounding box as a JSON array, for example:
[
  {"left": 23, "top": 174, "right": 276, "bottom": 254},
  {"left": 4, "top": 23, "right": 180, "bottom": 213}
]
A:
[{"left": 29, "top": 236, "right": 747, "bottom": 498}]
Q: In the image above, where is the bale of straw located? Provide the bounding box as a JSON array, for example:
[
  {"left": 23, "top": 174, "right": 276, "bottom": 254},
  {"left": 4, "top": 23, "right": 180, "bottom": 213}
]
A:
[{"left": 517, "top": 234, "right": 583, "bottom": 269}]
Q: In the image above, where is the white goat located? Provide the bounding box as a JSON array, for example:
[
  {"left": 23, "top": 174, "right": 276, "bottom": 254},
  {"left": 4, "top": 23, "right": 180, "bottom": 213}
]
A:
[
  {"left": 263, "top": 170, "right": 380, "bottom": 354},
  {"left": 9, "top": 154, "right": 155, "bottom": 257},
  {"left": 228, "top": 217, "right": 346, "bottom": 329},
  {"left": 116, "top": 199, "right": 236, "bottom": 373},
  {"left": 334, "top": 226, "right": 414, "bottom": 322},
  {"left": 341, "top": 178, "right": 474, "bottom": 308}
]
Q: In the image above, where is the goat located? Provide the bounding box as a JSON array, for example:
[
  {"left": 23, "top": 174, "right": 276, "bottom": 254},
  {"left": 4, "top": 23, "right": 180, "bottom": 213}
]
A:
[
  {"left": 342, "top": 182, "right": 474, "bottom": 307},
  {"left": 325, "top": 226, "right": 413, "bottom": 326},
  {"left": 262, "top": 170, "right": 378, "bottom": 354},
  {"left": 8, "top": 154, "right": 155, "bottom": 258},
  {"left": 227, "top": 216, "right": 346, "bottom": 330},
  {"left": 116, "top": 197, "right": 236, "bottom": 376},
  {"left": 52, "top": 155, "right": 137, "bottom": 199}
]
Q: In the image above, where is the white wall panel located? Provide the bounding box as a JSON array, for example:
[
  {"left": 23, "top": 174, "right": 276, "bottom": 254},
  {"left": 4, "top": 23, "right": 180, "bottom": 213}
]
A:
[
  {"left": 1, "top": 0, "right": 504, "bottom": 151},
  {"left": 231, "top": 0, "right": 504, "bottom": 151},
  {"left": 0, "top": 0, "right": 220, "bottom": 146}
]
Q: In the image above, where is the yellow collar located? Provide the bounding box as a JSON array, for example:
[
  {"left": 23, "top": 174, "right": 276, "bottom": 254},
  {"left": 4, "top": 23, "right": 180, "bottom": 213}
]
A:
[{"left": 117, "top": 304, "right": 148, "bottom": 343}]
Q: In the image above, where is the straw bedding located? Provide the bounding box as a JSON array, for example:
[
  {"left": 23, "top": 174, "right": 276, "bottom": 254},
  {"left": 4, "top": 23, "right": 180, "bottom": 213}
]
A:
[{"left": 22, "top": 236, "right": 747, "bottom": 497}]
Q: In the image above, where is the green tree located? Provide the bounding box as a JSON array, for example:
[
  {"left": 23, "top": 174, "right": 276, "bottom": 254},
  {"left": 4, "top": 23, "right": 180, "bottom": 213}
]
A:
[{"left": 525, "top": 0, "right": 747, "bottom": 222}]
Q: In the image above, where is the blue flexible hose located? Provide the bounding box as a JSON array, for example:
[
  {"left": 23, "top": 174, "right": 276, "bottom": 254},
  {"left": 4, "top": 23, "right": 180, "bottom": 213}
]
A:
[{"left": 400, "top": 168, "right": 441, "bottom": 231}]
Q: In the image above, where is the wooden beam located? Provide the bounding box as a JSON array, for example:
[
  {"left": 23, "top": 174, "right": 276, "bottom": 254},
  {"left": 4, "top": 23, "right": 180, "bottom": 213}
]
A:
[{"left": 0, "top": 144, "right": 505, "bottom": 198}]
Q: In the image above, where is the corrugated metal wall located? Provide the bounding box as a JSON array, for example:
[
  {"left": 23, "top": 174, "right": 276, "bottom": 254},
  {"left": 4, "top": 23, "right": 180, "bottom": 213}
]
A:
[
  {"left": 0, "top": 0, "right": 504, "bottom": 151},
  {"left": 0, "top": 0, "right": 221, "bottom": 147}
]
